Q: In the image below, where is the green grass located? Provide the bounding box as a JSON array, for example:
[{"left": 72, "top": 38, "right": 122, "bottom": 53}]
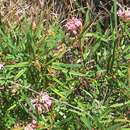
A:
[{"left": 0, "top": 0, "right": 130, "bottom": 130}]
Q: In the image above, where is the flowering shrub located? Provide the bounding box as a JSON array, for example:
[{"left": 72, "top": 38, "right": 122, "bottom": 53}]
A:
[
  {"left": 0, "top": 1, "right": 130, "bottom": 130},
  {"left": 65, "top": 17, "right": 82, "bottom": 35}
]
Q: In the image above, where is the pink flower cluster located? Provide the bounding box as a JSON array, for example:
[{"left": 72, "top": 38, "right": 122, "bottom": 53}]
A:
[
  {"left": 65, "top": 17, "right": 82, "bottom": 35},
  {"left": 24, "top": 120, "right": 37, "bottom": 130},
  {"left": 30, "top": 92, "right": 52, "bottom": 114},
  {"left": 40, "top": 92, "right": 52, "bottom": 110},
  {"left": 117, "top": 7, "right": 130, "bottom": 22}
]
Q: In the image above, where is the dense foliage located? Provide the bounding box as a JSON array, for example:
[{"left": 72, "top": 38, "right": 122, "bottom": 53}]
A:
[{"left": 0, "top": 0, "right": 130, "bottom": 130}]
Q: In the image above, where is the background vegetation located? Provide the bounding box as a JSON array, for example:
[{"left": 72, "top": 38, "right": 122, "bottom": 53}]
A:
[{"left": 0, "top": 0, "right": 130, "bottom": 129}]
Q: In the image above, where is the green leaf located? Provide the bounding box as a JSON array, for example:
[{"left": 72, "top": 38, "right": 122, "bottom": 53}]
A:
[
  {"left": 14, "top": 68, "right": 27, "bottom": 80},
  {"left": 80, "top": 115, "right": 92, "bottom": 130},
  {"left": 6, "top": 62, "right": 29, "bottom": 68}
]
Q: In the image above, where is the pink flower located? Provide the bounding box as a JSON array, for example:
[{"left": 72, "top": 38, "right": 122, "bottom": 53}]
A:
[
  {"left": 36, "top": 103, "right": 43, "bottom": 114},
  {"left": 39, "top": 92, "right": 52, "bottom": 112},
  {"left": 65, "top": 17, "right": 82, "bottom": 34},
  {"left": 40, "top": 92, "right": 52, "bottom": 108},
  {"left": 24, "top": 120, "right": 37, "bottom": 130},
  {"left": 30, "top": 92, "right": 52, "bottom": 114},
  {"left": 117, "top": 7, "right": 130, "bottom": 22},
  {"left": 30, "top": 98, "right": 43, "bottom": 114},
  {"left": 117, "top": 8, "right": 125, "bottom": 17},
  {"left": 0, "top": 63, "right": 4, "bottom": 70}
]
